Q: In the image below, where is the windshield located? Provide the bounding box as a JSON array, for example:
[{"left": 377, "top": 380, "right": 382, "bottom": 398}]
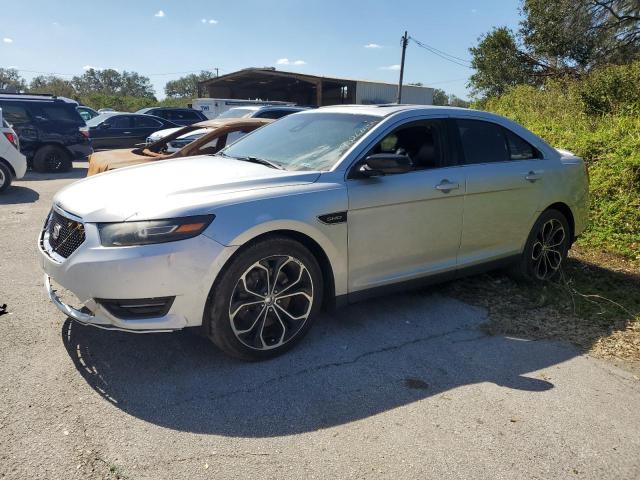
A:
[
  {"left": 222, "top": 112, "right": 380, "bottom": 171},
  {"left": 218, "top": 108, "right": 256, "bottom": 119}
]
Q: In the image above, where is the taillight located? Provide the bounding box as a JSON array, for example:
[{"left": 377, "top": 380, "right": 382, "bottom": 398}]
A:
[
  {"left": 3, "top": 132, "right": 18, "bottom": 149},
  {"left": 79, "top": 126, "right": 90, "bottom": 138}
]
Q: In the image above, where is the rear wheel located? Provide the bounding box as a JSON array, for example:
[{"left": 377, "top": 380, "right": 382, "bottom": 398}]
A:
[
  {"left": 512, "top": 209, "right": 571, "bottom": 282},
  {"left": 0, "top": 162, "right": 12, "bottom": 193},
  {"left": 33, "top": 145, "right": 72, "bottom": 173},
  {"left": 205, "top": 237, "right": 323, "bottom": 361}
]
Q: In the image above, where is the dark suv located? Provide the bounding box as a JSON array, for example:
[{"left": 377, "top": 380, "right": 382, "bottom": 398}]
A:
[
  {"left": 0, "top": 93, "right": 92, "bottom": 172},
  {"left": 135, "top": 107, "right": 207, "bottom": 126}
]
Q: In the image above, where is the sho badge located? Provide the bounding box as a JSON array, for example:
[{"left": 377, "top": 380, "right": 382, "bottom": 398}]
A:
[
  {"left": 318, "top": 211, "right": 347, "bottom": 225},
  {"left": 52, "top": 223, "right": 62, "bottom": 240}
]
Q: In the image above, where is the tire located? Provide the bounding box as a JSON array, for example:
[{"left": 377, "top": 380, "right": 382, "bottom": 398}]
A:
[
  {"left": 0, "top": 162, "right": 12, "bottom": 193},
  {"left": 511, "top": 209, "right": 571, "bottom": 282},
  {"left": 205, "top": 236, "right": 324, "bottom": 361},
  {"left": 32, "top": 145, "right": 72, "bottom": 173}
]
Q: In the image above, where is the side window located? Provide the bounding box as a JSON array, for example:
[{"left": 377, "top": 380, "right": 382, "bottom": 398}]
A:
[
  {"left": 457, "top": 119, "right": 508, "bottom": 164},
  {"left": 134, "top": 116, "right": 162, "bottom": 128},
  {"left": 41, "top": 105, "right": 78, "bottom": 122},
  {"left": 170, "top": 110, "right": 200, "bottom": 121},
  {"left": 106, "top": 116, "right": 131, "bottom": 128},
  {"left": 1, "top": 103, "right": 30, "bottom": 124},
  {"left": 367, "top": 119, "right": 448, "bottom": 171},
  {"left": 503, "top": 128, "right": 540, "bottom": 160}
]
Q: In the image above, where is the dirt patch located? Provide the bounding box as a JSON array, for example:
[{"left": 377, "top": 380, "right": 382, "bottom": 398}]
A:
[{"left": 440, "top": 247, "right": 640, "bottom": 368}]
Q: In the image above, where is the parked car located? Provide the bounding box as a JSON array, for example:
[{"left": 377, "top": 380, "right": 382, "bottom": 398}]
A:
[
  {"left": 0, "top": 93, "right": 92, "bottom": 172},
  {"left": 86, "top": 118, "right": 272, "bottom": 175},
  {"left": 0, "top": 108, "right": 27, "bottom": 192},
  {"left": 86, "top": 113, "right": 178, "bottom": 149},
  {"left": 39, "top": 105, "right": 588, "bottom": 361},
  {"left": 135, "top": 107, "right": 208, "bottom": 126},
  {"left": 77, "top": 106, "right": 99, "bottom": 122},
  {"left": 217, "top": 105, "right": 308, "bottom": 119}
]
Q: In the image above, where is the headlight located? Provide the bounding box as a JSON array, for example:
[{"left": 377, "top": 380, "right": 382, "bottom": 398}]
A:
[{"left": 97, "top": 215, "right": 214, "bottom": 247}]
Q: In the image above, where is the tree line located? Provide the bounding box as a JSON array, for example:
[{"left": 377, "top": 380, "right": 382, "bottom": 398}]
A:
[
  {"left": 0, "top": 68, "right": 215, "bottom": 110},
  {"left": 469, "top": 0, "right": 640, "bottom": 98}
]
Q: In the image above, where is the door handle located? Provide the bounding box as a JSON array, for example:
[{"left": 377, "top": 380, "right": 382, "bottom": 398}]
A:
[
  {"left": 435, "top": 180, "right": 460, "bottom": 192},
  {"left": 123, "top": 131, "right": 132, "bottom": 134},
  {"left": 525, "top": 171, "right": 542, "bottom": 182}
]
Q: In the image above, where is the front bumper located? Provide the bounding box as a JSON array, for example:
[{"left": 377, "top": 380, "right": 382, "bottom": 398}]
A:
[{"left": 39, "top": 212, "right": 237, "bottom": 332}]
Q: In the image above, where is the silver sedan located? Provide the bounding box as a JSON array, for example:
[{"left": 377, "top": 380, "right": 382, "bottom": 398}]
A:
[{"left": 39, "top": 105, "right": 588, "bottom": 360}]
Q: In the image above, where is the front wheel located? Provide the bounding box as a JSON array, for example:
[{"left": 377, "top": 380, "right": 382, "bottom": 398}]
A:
[
  {"left": 205, "top": 237, "right": 323, "bottom": 361},
  {"left": 512, "top": 209, "right": 571, "bottom": 282}
]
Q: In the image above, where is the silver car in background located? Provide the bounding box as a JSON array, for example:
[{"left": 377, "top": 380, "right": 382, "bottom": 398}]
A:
[{"left": 39, "top": 105, "right": 588, "bottom": 360}]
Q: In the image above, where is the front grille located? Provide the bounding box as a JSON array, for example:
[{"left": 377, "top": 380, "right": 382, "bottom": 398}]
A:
[{"left": 46, "top": 210, "right": 86, "bottom": 258}]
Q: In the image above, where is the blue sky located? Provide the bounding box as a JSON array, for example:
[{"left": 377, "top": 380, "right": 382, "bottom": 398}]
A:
[{"left": 0, "top": 0, "right": 524, "bottom": 100}]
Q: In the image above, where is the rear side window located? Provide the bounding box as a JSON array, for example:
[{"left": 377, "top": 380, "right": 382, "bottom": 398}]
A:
[
  {"left": 169, "top": 110, "right": 201, "bottom": 121},
  {"left": 503, "top": 128, "right": 540, "bottom": 160},
  {"left": 106, "top": 116, "right": 132, "bottom": 128},
  {"left": 1, "top": 103, "right": 30, "bottom": 124},
  {"left": 134, "top": 116, "right": 162, "bottom": 128},
  {"left": 457, "top": 119, "right": 508, "bottom": 164},
  {"left": 41, "top": 105, "right": 79, "bottom": 122}
]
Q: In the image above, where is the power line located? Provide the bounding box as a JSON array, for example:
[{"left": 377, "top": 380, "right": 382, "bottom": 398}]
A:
[{"left": 409, "top": 37, "right": 472, "bottom": 68}]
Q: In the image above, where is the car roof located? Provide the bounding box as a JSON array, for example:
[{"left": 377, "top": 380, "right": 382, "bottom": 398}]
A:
[
  {"left": 191, "top": 117, "right": 274, "bottom": 129},
  {"left": 0, "top": 93, "right": 78, "bottom": 104},
  {"left": 313, "top": 104, "right": 474, "bottom": 117}
]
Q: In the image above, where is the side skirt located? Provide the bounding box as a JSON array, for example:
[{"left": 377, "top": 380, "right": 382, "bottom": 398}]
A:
[{"left": 335, "top": 254, "right": 520, "bottom": 307}]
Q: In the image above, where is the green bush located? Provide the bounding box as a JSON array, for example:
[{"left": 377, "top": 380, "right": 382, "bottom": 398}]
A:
[{"left": 483, "top": 63, "right": 640, "bottom": 259}]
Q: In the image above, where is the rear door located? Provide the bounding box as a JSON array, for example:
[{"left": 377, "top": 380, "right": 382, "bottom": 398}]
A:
[{"left": 454, "top": 118, "right": 549, "bottom": 266}]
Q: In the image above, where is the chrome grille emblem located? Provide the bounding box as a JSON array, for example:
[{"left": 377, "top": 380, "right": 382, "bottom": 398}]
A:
[{"left": 52, "top": 223, "right": 62, "bottom": 240}]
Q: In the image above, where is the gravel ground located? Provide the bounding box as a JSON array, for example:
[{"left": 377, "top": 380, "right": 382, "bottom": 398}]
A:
[{"left": 1, "top": 163, "right": 639, "bottom": 479}]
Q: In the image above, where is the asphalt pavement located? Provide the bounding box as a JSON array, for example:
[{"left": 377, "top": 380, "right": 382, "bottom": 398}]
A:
[{"left": 0, "top": 163, "right": 639, "bottom": 479}]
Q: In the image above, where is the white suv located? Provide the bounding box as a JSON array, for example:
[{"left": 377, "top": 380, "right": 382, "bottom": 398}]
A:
[{"left": 0, "top": 108, "right": 27, "bottom": 193}]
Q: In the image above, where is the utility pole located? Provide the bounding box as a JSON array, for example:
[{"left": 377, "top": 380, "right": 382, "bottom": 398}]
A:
[
  {"left": 397, "top": 31, "right": 408, "bottom": 103},
  {"left": 214, "top": 67, "right": 219, "bottom": 77}
]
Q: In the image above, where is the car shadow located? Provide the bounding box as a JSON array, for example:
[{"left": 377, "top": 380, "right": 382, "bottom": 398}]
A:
[
  {"left": 0, "top": 185, "right": 39, "bottom": 204},
  {"left": 21, "top": 162, "right": 87, "bottom": 181},
  {"left": 62, "top": 290, "right": 574, "bottom": 438}
]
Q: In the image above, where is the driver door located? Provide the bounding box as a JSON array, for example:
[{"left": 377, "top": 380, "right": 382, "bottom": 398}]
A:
[{"left": 346, "top": 118, "right": 465, "bottom": 294}]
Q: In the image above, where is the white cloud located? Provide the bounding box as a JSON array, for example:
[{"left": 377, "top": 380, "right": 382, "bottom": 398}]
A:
[
  {"left": 3, "top": 37, "right": 13, "bottom": 44},
  {"left": 201, "top": 18, "right": 218, "bottom": 25},
  {"left": 154, "top": 10, "right": 165, "bottom": 18},
  {"left": 201, "top": 18, "right": 207, "bottom": 23},
  {"left": 276, "top": 58, "right": 306, "bottom": 66},
  {"left": 364, "top": 43, "right": 381, "bottom": 49},
  {"left": 380, "top": 64, "right": 401, "bottom": 71},
  {"left": 208, "top": 19, "right": 218, "bottom": 24}
]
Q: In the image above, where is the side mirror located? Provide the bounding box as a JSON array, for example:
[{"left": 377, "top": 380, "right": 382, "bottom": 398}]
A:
[{"left": 356, "top": 153, "right": 412, "bottom": 177}]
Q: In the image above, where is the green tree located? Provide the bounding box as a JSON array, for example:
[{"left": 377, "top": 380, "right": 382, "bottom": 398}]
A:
[
  {"left": 432, "top": 88, "right": 449, "bottom": 105},
  {"left": 0, "top": 68, "right": 26, "bottom": 92},
  {"left": 165, "top": 71, "right": 215, "bottom": 98},
  {"left": 72, "top": 69, "right": 155, "bottom": 98},
  {"left": 469, "top": 27, "right": 534, "bottom": 97},
  {"left": 469, "top": 0, "right": 640, "bottom": 98},
  {"left": 29, "top": 75, "right": 76, "bottom": 98}
]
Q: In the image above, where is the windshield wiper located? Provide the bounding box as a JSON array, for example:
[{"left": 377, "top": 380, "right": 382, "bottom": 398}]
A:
[{"left": 227, "top": 153, "right": 284, "bottom": 170}]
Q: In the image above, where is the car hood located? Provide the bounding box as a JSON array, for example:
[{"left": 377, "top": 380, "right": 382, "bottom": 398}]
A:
[{"left": 54, "top": 156, "right": 321, "bottom": 222}]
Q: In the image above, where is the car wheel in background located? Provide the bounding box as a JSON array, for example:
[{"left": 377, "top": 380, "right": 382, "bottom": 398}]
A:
[
  {"left": 0, "top": 162, "right": 12, "bottom": 193},
  {"left": 511, "top": 209, "right": 571, "bottom": 282},
  {"left": 33, "top": 145, "right": 72, "bottom": 173},
  {"left": 205, "top": 236, "right": 323, "bottom": 361}
]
